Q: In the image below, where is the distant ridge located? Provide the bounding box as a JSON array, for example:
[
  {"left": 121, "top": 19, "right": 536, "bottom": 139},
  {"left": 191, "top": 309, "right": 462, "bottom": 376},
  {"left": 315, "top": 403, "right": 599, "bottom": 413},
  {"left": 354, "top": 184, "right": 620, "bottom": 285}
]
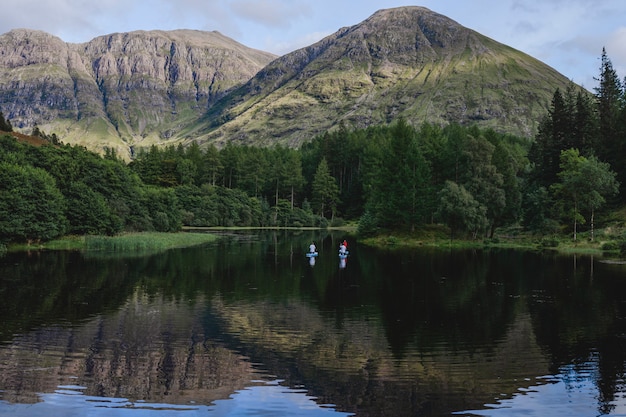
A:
[
  {"left": 0, "top": 6, "right": 577, "bottom": 156},
  {"left": 0, "top": 28, "right": 276, "bottom": 156}
]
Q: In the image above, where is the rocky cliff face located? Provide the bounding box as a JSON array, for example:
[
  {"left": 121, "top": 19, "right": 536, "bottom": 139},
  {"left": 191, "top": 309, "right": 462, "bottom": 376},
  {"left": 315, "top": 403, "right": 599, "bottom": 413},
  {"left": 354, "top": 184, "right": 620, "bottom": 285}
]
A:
[
  {"left": 0, "top": 6, "right": 579, "bottom": 154},
  {"left": 0, "top": 29, "right": 276, "bottom": 155},
  {"left": 195, "top": 6, "right": 576, "bottom": 147}
]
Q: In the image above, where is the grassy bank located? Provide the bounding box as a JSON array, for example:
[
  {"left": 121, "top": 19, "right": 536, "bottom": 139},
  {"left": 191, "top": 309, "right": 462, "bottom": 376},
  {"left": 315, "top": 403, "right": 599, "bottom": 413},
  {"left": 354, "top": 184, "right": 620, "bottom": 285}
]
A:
[
  {"left": 359, "top": 224, "right": 625, "bottom": 257},
  {"left": 8, "top": 232, "right": 219, "bottom": 252}
]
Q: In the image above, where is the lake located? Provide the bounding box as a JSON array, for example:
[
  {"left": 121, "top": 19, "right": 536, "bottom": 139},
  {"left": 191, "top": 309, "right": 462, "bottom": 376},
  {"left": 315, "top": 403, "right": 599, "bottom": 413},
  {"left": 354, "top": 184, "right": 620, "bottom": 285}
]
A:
[{"left": 1, "top": 230, "right": 625, "bottom": 416}]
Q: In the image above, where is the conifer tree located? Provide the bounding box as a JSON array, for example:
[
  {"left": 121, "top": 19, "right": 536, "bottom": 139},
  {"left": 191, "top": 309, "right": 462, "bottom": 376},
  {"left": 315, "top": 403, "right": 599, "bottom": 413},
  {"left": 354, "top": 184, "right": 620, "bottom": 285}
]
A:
[
  {"left": 371, "top": 119, "right": 431, "bottom": 231},
  {"left": 594, "top": 48, "right": 625, "bottom": 189},
  {"left": 311, "top": 158, "right": 340, "bottom": 219}
]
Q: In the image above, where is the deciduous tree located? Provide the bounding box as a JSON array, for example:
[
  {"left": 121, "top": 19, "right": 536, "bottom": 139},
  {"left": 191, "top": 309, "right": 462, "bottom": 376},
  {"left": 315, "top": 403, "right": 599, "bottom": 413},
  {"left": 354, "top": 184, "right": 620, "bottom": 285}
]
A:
[{"left": 552, "top": 149, "right": 618, "bottom": 240}]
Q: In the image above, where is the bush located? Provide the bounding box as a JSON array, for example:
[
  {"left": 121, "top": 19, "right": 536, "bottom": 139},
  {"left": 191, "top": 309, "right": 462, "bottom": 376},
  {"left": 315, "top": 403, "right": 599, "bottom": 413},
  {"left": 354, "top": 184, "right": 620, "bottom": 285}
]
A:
[
  {"left": 539, "top": 237, "right": 559, "bottom": 248},
  {"left": 330, "top": 217, "right": 345, "bottom": 227},
  {"left": 0, "top": 162, "right": 67, "bottom": 242},
  {"left": 386, "top": 236, "right": 399, "bottom": 246},
  {"left": 357, "top": 211, "right": 379, "bottom": 237},
  {"left": 601, "top": 241, "right": 619, "bottom": 251}
]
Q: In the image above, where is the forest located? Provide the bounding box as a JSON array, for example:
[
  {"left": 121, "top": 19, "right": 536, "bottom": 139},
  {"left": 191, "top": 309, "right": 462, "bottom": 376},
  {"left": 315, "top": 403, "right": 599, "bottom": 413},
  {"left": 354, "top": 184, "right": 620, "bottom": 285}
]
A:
[{"left": 0, "top": 50, "right": 625, "bottom": 246}]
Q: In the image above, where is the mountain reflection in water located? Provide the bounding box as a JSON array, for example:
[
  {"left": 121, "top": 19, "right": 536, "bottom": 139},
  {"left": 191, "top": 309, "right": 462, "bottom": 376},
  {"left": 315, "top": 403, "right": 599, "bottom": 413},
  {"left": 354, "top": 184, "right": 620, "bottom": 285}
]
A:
[
  {"left": 0, "top": 230, "right": 626, "bottom": 416},
  {"left": 1, "top": 380, "right": 352, "bottom": 417}
]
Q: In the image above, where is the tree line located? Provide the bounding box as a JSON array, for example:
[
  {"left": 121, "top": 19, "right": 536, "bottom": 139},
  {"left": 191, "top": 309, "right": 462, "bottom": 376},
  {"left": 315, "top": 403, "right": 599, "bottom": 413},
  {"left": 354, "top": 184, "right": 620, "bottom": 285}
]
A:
[{"left": 1, "top": 50, "right": 625, "bottom": 245}]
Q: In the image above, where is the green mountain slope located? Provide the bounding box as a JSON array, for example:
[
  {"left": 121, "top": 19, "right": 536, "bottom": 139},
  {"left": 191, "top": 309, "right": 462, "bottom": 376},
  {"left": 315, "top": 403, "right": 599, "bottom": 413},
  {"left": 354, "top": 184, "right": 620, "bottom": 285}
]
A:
[{"left": 190, "top": 6, "right": 575, "bottom": 147}]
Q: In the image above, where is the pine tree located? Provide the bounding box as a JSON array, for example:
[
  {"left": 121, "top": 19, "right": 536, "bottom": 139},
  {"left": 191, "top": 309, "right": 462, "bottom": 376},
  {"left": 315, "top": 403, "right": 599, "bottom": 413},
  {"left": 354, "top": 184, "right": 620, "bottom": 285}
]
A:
[
  {"left": 531, "top": 89, "right": 570, "bottom": 187},
  {"left": 368, "top": 119, "right": 431, "bottom": 231},
  {"left": 572, "top": 90, "right": 599, "bottom": 156},
  {"left": 311, "top": 158, "right": 340, "bottom": 219},
  {"left": 594, "top": 48, "right": 625, "bottom": 189}
]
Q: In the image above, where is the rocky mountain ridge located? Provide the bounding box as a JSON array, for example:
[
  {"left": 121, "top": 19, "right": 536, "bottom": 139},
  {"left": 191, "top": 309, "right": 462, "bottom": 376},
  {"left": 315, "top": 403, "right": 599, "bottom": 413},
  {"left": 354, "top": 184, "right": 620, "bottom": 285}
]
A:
[
  {"left": 192, "top": 6, "right": 576, "bottom": 147},
  {"left": 0, "top": 7, "right": 577, "bottom": 156},
  {"left": 0, "top": 28, "right": 276, "bottom": 155}
]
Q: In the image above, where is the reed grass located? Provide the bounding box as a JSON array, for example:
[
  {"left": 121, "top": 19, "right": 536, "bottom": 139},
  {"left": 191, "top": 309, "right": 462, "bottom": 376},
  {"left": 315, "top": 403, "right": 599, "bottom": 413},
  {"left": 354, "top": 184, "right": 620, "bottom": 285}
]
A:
[
  {"left": 84, "top": 232, "right": 218, "bottom": 252},
  {"left": 8, "top": 232, "right": 218, "bottom": 253}
]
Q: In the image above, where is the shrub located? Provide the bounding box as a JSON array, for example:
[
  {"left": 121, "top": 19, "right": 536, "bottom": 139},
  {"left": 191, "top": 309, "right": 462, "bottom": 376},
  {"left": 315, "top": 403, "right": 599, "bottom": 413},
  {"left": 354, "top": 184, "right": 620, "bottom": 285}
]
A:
[
  {"left": 386, "top": 236, "right": 399, "bottom": 246},
  {"left": 601, "top": 241, "right": 619, "bottom": 251},
  {"left": 357, "top": 211, "right": 378, "bottom": 237},
  {"left": 330, "top": 217, "right": 345, "bottom": 227},
  {"left": 539, "top": 237, "right": 559, "bottom": 248}
]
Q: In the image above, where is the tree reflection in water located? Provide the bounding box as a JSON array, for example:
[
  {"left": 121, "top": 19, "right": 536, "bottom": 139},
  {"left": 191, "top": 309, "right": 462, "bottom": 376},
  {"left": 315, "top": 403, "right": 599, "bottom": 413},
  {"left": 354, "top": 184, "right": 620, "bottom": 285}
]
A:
[{"left": 0, "top": 231, "right": 625, "bottom": 416}]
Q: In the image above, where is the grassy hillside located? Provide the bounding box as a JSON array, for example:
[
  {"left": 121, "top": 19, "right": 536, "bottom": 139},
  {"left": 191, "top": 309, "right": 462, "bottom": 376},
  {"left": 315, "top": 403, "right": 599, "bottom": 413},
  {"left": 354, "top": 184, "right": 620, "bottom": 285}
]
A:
[{"left": 190, "top": 7, "right": 575, "bottom": 148}]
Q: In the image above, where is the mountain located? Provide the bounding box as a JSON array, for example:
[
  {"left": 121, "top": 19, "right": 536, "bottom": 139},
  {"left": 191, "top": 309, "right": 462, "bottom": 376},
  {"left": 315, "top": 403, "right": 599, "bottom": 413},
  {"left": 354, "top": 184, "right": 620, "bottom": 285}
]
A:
[
  {"left": 190, "top": 6, "right": 576, "bottom": 147},
  {"left": 0, "top": 29, "right": 276, "bottom": 155},
  {"left": 0, "top": 7, "right": 578, "bottom": 155}
]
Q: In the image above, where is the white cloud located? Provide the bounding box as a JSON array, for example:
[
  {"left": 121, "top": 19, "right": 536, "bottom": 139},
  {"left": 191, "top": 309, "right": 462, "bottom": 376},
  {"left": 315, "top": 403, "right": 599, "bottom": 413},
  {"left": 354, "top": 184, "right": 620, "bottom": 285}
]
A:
[
  {"left": 0, "top": 0, "right": 625, "bottom": 87},
  {"left": 0, "top": 0, "right": 93, "bottom": 41},
  {"left": 229, "top": 0, "right": 312, "bottom": 28},
  {"left": 264, "top": 30, "right": 332, "bottom": 55}
]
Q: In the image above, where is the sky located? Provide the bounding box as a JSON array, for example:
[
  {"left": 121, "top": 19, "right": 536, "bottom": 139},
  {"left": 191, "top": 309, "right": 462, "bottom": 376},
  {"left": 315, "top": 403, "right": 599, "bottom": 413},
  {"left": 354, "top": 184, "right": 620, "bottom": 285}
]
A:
[{"left": 1, "top": 0, "right": 625, "bottom": 90}]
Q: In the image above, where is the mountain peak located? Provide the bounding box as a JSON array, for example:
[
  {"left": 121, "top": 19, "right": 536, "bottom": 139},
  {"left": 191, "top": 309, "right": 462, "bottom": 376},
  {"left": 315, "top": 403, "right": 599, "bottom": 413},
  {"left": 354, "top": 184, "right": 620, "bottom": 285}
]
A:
[
  {"left": 366, "top": 5, "right": 455, "bottom": 23},
  {"left": 195, "top": 6, "right": 574, "bottom": 147},
  {"left": 0, "top": 8, "right": 577, "bottom": 154}
]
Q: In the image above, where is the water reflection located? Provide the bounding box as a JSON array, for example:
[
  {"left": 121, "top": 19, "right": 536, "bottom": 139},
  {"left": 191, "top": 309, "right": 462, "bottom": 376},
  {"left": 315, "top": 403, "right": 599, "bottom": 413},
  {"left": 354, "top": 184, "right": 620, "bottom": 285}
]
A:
[
  {"left": 457, "top": 363, "right": 626, "bottom": 417},
  {"left": 0, "top": 232, "right": 625, "bottom": 416},
  {"left": 208, "top": 380, "right": 353, "bottom": 416},
  {"left": 0, "top": 379, "right": 352, "bottom": 417}
]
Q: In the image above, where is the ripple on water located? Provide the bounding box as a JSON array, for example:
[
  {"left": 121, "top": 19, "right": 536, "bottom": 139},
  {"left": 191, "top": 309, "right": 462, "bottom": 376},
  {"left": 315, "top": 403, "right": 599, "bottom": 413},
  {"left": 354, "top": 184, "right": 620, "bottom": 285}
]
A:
[{"left": 0, "top": 379, "right": 354, "bottom": 417}]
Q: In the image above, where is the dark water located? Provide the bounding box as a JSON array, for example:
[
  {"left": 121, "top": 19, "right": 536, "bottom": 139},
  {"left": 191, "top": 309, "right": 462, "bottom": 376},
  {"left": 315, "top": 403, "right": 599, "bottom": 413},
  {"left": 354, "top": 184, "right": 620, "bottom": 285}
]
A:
[{"left": 1, "top": 230, "right": 626, "bottom": 416}]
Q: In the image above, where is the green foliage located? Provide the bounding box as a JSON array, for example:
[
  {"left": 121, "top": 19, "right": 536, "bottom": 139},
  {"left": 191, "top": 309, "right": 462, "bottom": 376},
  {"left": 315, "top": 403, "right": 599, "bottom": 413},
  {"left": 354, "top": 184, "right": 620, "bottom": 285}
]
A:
[
  {"left": 594, "top": 48, "right": 626, "bottom": 193},
  {"left": 522, "top": 49, "right": 626, "bottom": 239},
  {"left": 436, "top": 180, "right": 487, "bottom": 238},
  {"left": 4, "top": 49, "right": 626, "bottom": 243},
  {"left": 539, "top": 236, "right": 560, "bottom": 248},
  {"left": 84, "top": 232, "right": 217, "bottom": 252},
  {"left": 385, "top": 236, "right": 399, "bottom": 246},
  {"left": 552, "top": 148, "right": 619, "bottom": 240},
  {"left": 143, "top": 187, "right": 182, "bottom": 232},
  {"left": 368, "top": 119, "right": 432, "bottom": 231},
  {"left": 311, "top": 158, "right": 340, "bottom": 218},
  {"left": 0, "top": 117, "right": 541, "bottom": 242},
  {"left": 0, "top": 161, "right": 67, "bottom": 242},
  {"left": 31, "top": 125, "right": 61, "bottom": 145},
  {"left": 0, "top": 136, "right": 180, "bottom": 242},
  {"left": 522, "top": 185, "right": 559, "bottom": 234},
  {"left": 357, "top": 210, "right": 379, "bottom": 237},
  {"left": 601, "top": 241, "right": 619, "bottom": 251},
  {"left": 65, "top": 181, "right": 121, "bottom": 235}
]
